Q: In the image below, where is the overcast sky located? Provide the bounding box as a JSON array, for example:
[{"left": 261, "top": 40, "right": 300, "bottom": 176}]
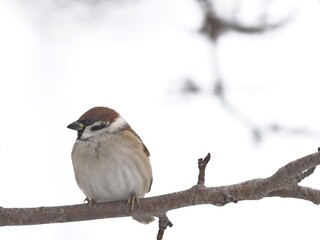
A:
[{"left": 0, "top": 0, "right": 320, "bottom": 239}]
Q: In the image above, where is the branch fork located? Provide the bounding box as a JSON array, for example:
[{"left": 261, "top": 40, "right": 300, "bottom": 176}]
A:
[{"left": 1, "top": 151, "right": 320, "bottom": 240}]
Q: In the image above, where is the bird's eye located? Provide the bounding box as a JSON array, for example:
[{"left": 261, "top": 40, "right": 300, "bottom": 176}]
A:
[{"left": 84, "top": 119, "right": 94, "bottom": 126}]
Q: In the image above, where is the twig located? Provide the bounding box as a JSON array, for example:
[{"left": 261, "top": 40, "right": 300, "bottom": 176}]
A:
[
  {"left": 156, "top": 153, "right": 211, "bottom": 239},
  {"left": 157, "top": 214, "right": 173, "bottom": 240},
  {"left": 197, "top": 153, "right": 211, "bottom": 186},
  {"left": 295, "top": 147, "right": 320, "bottom": 183}
]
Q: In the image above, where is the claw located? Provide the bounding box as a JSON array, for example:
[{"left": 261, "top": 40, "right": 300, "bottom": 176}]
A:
[
  {"left": 127, "top": 194, "right": 140, "bottom": 212},
  {"left": 84, "top": 197, "right": 97, "bottom": 207}
]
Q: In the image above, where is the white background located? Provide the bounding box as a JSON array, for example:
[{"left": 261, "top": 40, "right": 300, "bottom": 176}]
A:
[{"left": 0, "top": 0, "right": 320, "bottom": 239}]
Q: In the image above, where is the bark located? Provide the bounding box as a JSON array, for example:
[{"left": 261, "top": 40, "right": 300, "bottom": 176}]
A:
[{"left": 0, "top": 152, "right": 320, "bottom": 239}]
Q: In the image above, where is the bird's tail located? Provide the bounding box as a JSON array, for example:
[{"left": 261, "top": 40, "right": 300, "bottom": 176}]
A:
[{"left": 132, "top": 214, "right": 155, "bottom": 224}]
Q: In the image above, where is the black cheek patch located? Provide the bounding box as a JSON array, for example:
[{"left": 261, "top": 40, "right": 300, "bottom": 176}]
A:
[{"left": 77, "top": 130, "right": 84, "bottom": 140}]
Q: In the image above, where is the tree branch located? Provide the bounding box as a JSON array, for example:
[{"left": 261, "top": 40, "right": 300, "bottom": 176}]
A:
[{"left": 1, "top": 151, "right": 320, "bottom": 237}]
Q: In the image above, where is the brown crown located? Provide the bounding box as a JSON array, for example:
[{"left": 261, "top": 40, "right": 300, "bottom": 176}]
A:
[{"left": 78, "top": 107, "right": 119, "bottom": 123}]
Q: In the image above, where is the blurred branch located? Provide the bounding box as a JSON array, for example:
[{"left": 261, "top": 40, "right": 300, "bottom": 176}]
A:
[
  {"left": 1, "top": 151, "right": 320, "bottom": 239},
  {"left": 179, "top": 77, "right": 320, "bottom": 143},
  {"left": 188, "top": 0, "right": 302, "bottom": 143},
  {"left": 213, "top": 95, "right": 320, "bottom": 143},
  {"left": 197, "top": 0, "right": 291, "bottom": 41}
]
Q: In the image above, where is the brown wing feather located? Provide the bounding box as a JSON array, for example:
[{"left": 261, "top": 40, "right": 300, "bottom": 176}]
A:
[
  {"left": 125, "top": 125, "right": 150, "bottom": 157},
  {"left": 124, "top": 124, "right": 152, "bottom": 192}
]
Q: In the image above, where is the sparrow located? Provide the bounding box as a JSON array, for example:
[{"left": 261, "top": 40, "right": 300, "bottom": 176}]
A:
[{"left": 67, "top": 106, "right": 154, "bottom": 223}]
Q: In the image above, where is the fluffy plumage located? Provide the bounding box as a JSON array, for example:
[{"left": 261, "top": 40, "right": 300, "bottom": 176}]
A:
[{"left": 68, "top": 107, "right": 153, "bottom": 223}]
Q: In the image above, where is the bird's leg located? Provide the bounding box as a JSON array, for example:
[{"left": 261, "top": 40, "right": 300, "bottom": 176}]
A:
[
  {"left": 127, "top": 194, "right": 140, "bottom": 212},
  {"left": 84, "top": 197, "right": 97, "bottom": 208}
]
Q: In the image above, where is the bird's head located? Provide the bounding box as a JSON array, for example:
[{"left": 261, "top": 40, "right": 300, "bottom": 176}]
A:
[{"left": 67, "top": 106, "right": 127, "bottom": 140}]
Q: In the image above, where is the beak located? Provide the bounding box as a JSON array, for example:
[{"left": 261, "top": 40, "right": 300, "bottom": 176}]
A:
[{"left": 67, "top": 121, "right": 85, "bottom": 131}]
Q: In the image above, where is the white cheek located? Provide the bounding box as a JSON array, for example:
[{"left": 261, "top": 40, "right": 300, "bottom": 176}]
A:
[
  {"left": 80, "top": 133, "right": 92, "bottom": 140},
  {"left": 106, "top": 116, "right": 127, "bottom": 132},
  {"left": 79, "top": 127, "right": 96, "bottom": 140}
]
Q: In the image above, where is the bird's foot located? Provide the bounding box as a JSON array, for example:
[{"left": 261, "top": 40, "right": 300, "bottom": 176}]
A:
[
  {"left": 84, "top": 197, "right": 97, "bottom": 208},
  {"left": 127, "top": 194, "right": 140, "bottom": 212}
]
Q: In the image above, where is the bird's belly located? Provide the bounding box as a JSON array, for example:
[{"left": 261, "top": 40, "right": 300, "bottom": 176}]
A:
[
  {"left": 72, "top": 139, "right": 148, "bottom": 202},
  {"left": 81, "top": 163, "right": 144, "bottom": 202}
]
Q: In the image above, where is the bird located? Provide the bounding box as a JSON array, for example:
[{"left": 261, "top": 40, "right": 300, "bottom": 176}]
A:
[{"left": 67, "top": 106, "right": 154, "bottom": 223}]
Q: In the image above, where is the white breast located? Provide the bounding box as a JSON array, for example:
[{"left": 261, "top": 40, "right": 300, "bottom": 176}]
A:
[{"left": 71, "top": 130, "right": 152, "bottom": 202}]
